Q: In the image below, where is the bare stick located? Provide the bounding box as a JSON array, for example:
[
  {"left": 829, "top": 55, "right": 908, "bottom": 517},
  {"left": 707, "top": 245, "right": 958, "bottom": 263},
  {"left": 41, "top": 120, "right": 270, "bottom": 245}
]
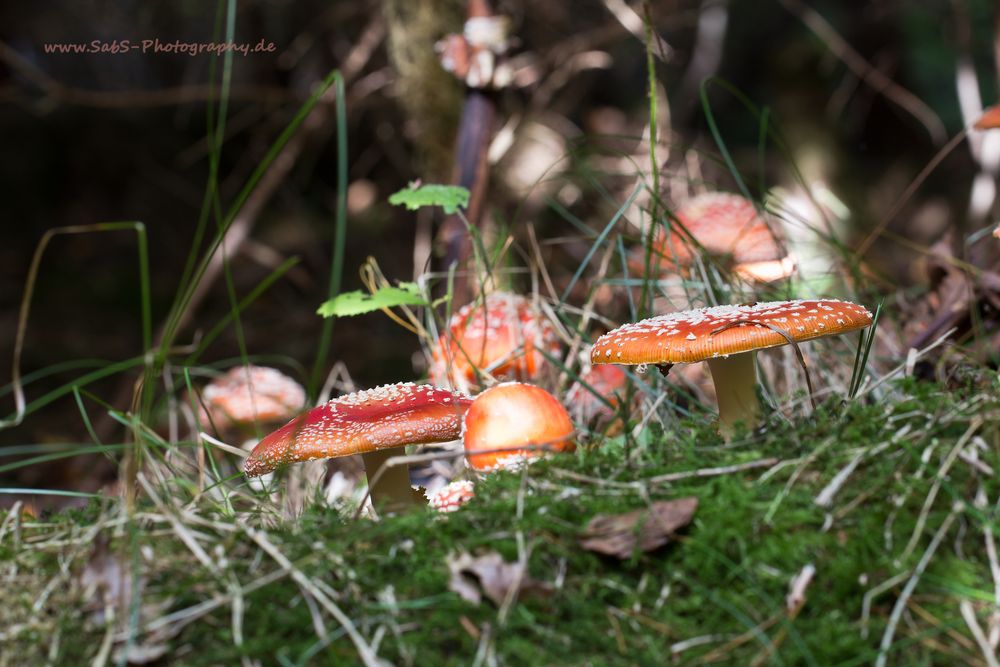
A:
[
  {"left": 960, "top": 599, "right": 1000, "bottom": 667},
  {"left": 875, "top": 506, "right": 961, "bottom": 667},
  {"left": 243, "top": 525, "right": 385, "bottom": 667}
]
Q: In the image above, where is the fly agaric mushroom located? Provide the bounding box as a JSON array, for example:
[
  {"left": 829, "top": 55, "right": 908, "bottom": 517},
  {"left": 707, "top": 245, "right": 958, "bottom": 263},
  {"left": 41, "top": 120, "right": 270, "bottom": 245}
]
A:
[
  {"left": 244, "top": 383, "right": 472, "bottom": 513},
  {"left": 591, "top": 299, "right": 873, "bottom": 439},
  {"left": 430, "top": 292, "right": 561, "bottom": 394},
  {"left": 632, "top": 192, "right": 794, "bottom": 283},
  {"left": 975, "top": 104, "right": 1000, "bottom": 130},
  {"left": 201, "top": 365, "right": 306, "bottom": 431},
  {"left": 463, "top": 382, "right": 575, "bottom": 471},
  {"left": 565, "top": 363, "right": 632, "bottom": 428},
  {"left": 427, "top": 479, "right": 475, "bottom": 512}
]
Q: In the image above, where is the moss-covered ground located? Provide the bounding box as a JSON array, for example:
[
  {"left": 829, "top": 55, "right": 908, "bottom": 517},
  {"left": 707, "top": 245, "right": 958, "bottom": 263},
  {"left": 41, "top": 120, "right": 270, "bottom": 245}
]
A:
[{"left": 3, "top": 378, "right": 999, "bottom": 665}]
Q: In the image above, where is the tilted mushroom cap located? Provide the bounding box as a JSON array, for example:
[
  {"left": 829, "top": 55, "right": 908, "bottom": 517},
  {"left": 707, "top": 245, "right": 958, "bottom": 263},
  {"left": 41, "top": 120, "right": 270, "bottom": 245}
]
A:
[
  {"left": 430, "top": 292, "right": 560, "bottom": 391},
  {"left": 244, "top": 383, "right": 472, "bottom": 477},
  {"left": 591, "top": 299, "right": 873, "bottom": 366},
  {"left": 202, "top": 365, "right": 306, "bottom": 427},
  {"left": 632, "top": 192, "right": 793, "bottom": 281}
]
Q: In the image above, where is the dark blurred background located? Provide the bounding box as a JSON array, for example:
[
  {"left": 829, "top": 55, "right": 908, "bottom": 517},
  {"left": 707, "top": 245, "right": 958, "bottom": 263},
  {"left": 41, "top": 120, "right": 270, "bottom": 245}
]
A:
[{"left": 1, "top": 0, "right": 997, "bottom": 495}]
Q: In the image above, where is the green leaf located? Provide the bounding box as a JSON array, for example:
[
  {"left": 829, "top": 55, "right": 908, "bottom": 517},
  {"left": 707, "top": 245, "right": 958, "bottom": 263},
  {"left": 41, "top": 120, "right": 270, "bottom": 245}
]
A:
[
  {"left": 317, "top": 283, "right": 427, "bottom": 318},
  {"left": 388, "top": 183, "right": 470, "bottom": 214}
]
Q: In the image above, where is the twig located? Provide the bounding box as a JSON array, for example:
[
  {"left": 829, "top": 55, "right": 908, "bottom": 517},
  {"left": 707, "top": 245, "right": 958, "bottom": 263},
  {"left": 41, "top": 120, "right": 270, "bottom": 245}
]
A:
[
  {"left": 645, "top": 458, "right": 780, "bottom": 484},
  {"left": 875, "top": 504, "right": 961, "bottom": 667},
  {"left": 857, "top": 327, "right": 956, "bottom": 398},
  {"left": 242, "top": 525, "right": 385, "bottom": 667},
  {"left": 199, "top": 432, "right": 249, "bottom": 458},
  {"left": 960, "top": 599, "right": 1000, "bottom": 667},
  {"left": 900, "top": 418, "right": 981, "bottom": 563},
  {"left": 814, "top": 433, "right": 900, "bottom": 508}
]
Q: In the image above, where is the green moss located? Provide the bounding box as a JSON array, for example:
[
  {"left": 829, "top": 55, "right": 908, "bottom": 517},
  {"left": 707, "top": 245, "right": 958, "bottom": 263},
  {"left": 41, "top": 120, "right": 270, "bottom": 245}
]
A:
[{"left": 4, "top": 379, "right": 999, "bottom": 665}]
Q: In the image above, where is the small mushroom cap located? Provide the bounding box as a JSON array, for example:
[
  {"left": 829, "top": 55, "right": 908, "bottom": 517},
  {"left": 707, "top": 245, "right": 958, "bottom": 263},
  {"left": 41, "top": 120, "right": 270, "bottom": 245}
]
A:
[
  {"left": 633, "top": 193, "right": 790, "bottom": 278},
  {"left": 566, "top": 363, "right": 631, "bottom": 424},
  {"left": 591, "top": 299, "right": 873, "bottom": 366},
  {"left": 463, "top": 382, "right": 575, "bottom": 471},
  {"left": 244, "top": 383, "right": 473, "bottom": 477},
  {"left": 430, "top": 292, "right": 560, "bottom": 391},
  {"left": 975, "top": 104, "right": 1000, "bottom": 130},
  {"left": 427, "top": 479, "right": 475, "bottom": 512},
  {"left": 202, "top": 366, "right": 306, "bottom": 426}
]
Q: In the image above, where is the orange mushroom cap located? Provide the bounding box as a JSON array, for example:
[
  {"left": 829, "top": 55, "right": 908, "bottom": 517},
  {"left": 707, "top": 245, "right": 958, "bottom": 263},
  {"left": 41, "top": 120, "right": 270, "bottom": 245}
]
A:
[
  {"left": 632, "top": 192, "right": 793, "bottom": 281},
  {"left": 430, "top": 293, "right": 560, "bottom": 392},
  {"left": 463, "top": 382, "right": 575, "bottom": 471},
  {"left": 202, "top": 365, "right": 305, "bottom": 427},
  {"left": 975, "top": 104, "right": 1000, "bottom": 130},
  {"left": 591, "top": 299, "right": 873, "bottom": 366},
  {"left": 244, "top": 383, "right": 473, "bottom": 477}
]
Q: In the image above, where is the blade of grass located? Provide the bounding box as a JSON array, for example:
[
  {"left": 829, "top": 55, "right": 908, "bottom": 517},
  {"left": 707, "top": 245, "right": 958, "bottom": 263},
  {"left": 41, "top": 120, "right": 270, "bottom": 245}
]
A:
[
  {"left": 560, "top": 184, "right": 643, "bottom": 305},
  {"left": 849, "top": 302, "right": 882, "bottom": 399},
  {"left": 309, "top": 72, "right": 347, "bottom": 398},
  {"left": 184, "top": 257, "right": 301, "bottom": 365},
  {"left": 2, "top": 223, "right": 150, "bottom": 430},
  {"left": 0, "top": 488, "right": 102, "bottom": 499}
]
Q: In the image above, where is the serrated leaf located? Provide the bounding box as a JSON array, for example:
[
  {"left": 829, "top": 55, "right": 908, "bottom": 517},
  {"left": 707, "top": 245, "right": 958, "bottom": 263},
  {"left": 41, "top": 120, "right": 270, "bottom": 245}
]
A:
[
  {"left": 388, "top": 183, "right": 470, "bottom": 214},
  {"left": 317, "top": 285, "right": 427, "bottom": 318}
]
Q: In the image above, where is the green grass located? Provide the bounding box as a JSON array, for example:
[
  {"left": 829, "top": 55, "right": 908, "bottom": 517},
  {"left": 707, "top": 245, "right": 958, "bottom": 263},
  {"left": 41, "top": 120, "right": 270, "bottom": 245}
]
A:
[{"left": 4, "top": 377, "right": 998, "bottom": 665}]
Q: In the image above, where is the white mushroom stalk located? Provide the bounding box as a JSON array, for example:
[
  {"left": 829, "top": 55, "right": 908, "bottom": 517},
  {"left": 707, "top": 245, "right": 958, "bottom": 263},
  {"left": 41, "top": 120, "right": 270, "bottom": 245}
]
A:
[{"left": 706, "top": 352, "right": 760, "bottom": 439}]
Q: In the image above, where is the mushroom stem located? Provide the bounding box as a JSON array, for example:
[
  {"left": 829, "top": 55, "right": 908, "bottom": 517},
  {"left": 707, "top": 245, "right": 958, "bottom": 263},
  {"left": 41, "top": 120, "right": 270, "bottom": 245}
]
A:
[
  {"left": 706, "top": 352, "right": 760, "bottom": 440},
  {"left": 361, "top": 450, "right": 419, "bottom": 514}
]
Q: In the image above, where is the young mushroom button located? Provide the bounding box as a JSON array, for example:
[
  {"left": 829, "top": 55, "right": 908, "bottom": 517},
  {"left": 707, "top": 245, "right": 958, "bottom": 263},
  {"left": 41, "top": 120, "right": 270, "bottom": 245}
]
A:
[
  {"left": 590, "top": 299, "right": 873, "bottom": 439},
  {"left": 463, "top": 382, "right": 575, "bottom": 472},
  {"left": 244, "top": 382, "right": 473, "bottom": 514}
]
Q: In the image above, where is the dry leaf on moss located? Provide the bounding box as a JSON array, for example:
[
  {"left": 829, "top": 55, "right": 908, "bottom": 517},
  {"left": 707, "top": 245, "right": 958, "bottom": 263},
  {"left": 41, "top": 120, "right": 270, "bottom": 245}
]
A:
[
  {"left": 579, "top": 497, "right": 698, "bottom": 559},
  {"left": 446, "top": 551, "right": 552, "bottom": 606}
]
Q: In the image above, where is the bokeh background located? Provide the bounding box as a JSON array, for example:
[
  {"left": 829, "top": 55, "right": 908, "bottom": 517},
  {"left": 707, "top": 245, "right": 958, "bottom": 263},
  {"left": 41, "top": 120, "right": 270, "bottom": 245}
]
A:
[{"left": 1, "top": 0, "right": 998, "bottom": 497}]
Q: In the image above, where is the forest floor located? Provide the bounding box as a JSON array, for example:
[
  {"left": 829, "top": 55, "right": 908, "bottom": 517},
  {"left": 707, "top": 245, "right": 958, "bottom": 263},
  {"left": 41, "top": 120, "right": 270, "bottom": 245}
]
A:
[{"left": 3, "top": 376, "right": 999, "bottom": 666}]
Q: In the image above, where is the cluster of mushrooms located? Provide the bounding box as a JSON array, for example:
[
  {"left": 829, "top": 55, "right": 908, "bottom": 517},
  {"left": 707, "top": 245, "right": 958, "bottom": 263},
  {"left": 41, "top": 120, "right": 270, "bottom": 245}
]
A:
[{"left": 242, "top": 192, "right": 874, "bottom": 515}]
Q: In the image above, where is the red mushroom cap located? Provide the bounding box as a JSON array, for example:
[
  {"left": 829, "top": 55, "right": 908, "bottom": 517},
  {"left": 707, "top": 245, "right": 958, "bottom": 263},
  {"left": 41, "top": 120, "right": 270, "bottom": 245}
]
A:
[
  {"left": 463, "top": 382, "right": 575, "bottom": 471},
  {"left": 202, "top": 365, "right": 305, "bottom": 427},
  {"left": 244, "top": 383, "right": 473, "bottom": 477},
  {"left": 430, "top": 293, "right": 560, "bottom": 392},
  {"left": 427, "top": 480, "right": 475, "bottom": 512},
  {"left": 591, "top": 299, "right": 873, "bottom": 366}
]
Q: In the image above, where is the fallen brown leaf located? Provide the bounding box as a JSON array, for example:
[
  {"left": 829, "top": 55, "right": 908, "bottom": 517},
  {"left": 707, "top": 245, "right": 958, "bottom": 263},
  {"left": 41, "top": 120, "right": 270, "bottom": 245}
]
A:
[
  {"left": 446, "top": 551, "right": 552, "bottom": 606},
  {"left": 579, "top": 497, "right": 698, "bottom": 559}
]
